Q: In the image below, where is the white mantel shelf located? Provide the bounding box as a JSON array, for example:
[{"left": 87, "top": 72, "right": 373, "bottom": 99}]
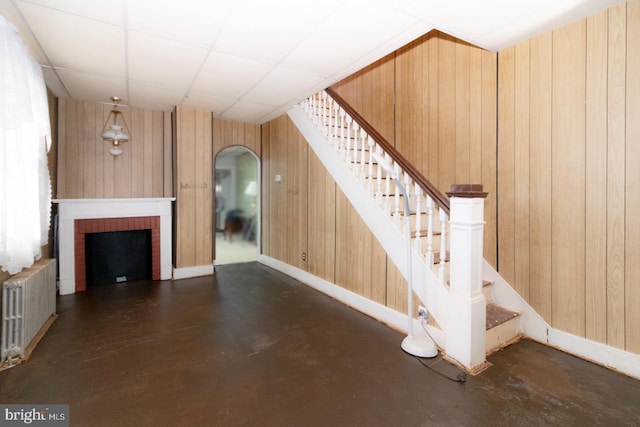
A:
[{"left": 54, "top": 198, "right": 175, "bottom": 295}]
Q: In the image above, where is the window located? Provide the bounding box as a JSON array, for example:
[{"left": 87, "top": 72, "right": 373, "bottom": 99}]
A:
[{"left": 0, "top": 17, "right": 52, "bottom": 275}]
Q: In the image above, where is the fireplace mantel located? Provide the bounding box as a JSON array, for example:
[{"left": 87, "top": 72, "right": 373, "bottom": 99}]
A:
[{"left": 54, "top": 198, "right": 175, "bottom": 295}]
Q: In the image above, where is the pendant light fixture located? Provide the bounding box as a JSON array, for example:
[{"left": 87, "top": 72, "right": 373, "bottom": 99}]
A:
[{"left": 101, "top": 96, "right": 130, "bottom": 156}]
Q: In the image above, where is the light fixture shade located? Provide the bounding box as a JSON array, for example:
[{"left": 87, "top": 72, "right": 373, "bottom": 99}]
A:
[
  {"left": 244, "top": 181, "right": 257, "bottom": 196},
  {"left": 101, "top": 97, "right": 130, "bottom": 156},
  {"left": 102, "top": 124, "right": 129, "bottom": 142}
]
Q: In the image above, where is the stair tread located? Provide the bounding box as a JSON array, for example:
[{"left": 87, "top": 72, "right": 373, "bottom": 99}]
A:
[{"left": 486, "top": 303, "right": 519, "bottom": 330}]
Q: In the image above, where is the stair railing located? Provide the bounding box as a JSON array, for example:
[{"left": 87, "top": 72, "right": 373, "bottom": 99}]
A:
[{"left": 302, "top": 88, "right": 451, "bottom": 291}]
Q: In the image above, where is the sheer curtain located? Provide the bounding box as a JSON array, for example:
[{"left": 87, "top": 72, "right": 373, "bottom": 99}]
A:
[{"left": 0, "top": 16, "right": 52, "bottom": 275}]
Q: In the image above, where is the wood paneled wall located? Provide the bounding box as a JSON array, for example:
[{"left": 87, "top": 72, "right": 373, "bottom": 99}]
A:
[
  {"left": 174, "top": 107, "right": 212, "bottom": 268},
  {"left": 261, "top": 116, "right": 308, "bottom": 269},
  {"left": 498, "top": 1, "right": 640, "bottom": 352},
  {"left": 57, "top": 99, "right": 171, "bottom": 199},
  {"left": 212, "top": 118, "right": 261, "bottom": 158},
  {"left": 262, "top": 115, "right": 393, "bottom": 308},
  {"left": 263, "top": 1, "right": 640, "bottom": 355},
  {"left": 331, "top": 32, "right": 498, "bottom": 267}
]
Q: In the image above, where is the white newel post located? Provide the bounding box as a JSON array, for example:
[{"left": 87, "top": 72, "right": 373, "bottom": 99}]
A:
[{"left": 445, "top": 184, "right": 488, "bottom": 372}]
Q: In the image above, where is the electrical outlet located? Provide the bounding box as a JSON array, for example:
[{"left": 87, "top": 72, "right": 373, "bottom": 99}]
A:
[
  {"left": 418, "top": 306, "right": 427, "bottom": 320},
  {"left": 302, "top": 252, "right": 307, "bottom": 261}
]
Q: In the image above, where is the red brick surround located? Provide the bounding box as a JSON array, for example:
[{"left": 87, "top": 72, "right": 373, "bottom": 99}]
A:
[{"left": 74, "top": 216, "right": 160, "bottom": 292}]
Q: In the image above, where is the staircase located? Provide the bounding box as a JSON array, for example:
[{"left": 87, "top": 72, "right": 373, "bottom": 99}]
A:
[{"left": 288, "top": 89, "right": 522, "bottom": 372}]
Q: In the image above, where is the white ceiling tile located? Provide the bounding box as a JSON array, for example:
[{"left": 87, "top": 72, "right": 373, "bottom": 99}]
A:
[
  {"left": 214, "top": 0, "right": 341, "bottom": 64},
  {"left": 0, "top": 0, "right": 622, "bottom": 122},
  {"left": 16, "top": 0, "right": 124, "bottom": 25},
  {"left": 128, "top": 83, "right": 186, "bottom": 111},
  {"left": 241, "top": 66, "right": 322, "bottom": 106},
  {"left": 41, "top": 67, "right": 69, "bottom": 98},
  {"left": 282, "top": 1, "right": 418, "bottom": 76},
  {"left": 181, "top": 92, "right": 237, "bottom": 114},
  {"left": 189, "top": 52, "right": 273, "bottom": 98},
  {"left": 126, "top": 0, "right": 233, "bottom": 47},
  {"left": 18, "top": 2, "right": 126, "bottom": 76},
  {"left": 219, "top": 101, "right": 279, "bottom": 123},
  {"left": 55, "top": 70, "right": 127, "bottom": 103},
  {"left": 127, "top": 30, "right": 209, "bottom": 90},
  {"left": 475, "top": 0, "right": 625, "bottom": 50}
]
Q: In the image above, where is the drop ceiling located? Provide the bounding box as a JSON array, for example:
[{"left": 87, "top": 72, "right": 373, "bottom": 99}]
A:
[{"left": 0, "top": 0, "right": 623, "bottom": 124}]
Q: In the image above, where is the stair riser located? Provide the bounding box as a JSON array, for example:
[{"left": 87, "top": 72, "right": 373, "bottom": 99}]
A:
[{"left": 486, "top": 316, "right": 520, "bottom": 355}]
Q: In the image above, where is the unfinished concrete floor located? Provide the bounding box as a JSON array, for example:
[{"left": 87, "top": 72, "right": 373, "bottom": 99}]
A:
[{"left": 1, "top": 262, "right": 639, "bottom": 426}]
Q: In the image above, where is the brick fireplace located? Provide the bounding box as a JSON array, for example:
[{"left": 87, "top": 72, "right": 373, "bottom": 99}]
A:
[
  {"left": 74, "top": 216, "right": 160, "bottom": 291},
  {"left": 54, "top": 198, "right": 175, "bottom": 295}
]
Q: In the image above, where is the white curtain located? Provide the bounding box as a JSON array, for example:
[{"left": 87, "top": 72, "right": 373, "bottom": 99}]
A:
[{"left": 0, "top": 16, "right": 52, "bottom": 275}]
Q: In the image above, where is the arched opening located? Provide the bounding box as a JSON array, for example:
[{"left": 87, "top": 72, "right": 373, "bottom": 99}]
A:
[{"left": 214, "top": 146, "right": 259, "bottom": 266}]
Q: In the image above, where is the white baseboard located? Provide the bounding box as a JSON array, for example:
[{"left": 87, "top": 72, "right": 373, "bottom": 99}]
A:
[
  {"left": 258, "top": 255, "right": 409, "bottom": 334},
  {"left": 545, "top": 329, "right": 640, "bottom": 380},
  {"left": 259, "top": 255, "right": 640, "bottom": 380},
  {"left": 172, "top": 263, "right": 214, "bottom": 280}
]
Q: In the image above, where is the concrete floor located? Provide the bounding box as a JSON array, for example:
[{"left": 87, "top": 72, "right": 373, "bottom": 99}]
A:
[{"left": 1, "top": 262, "right": 639, "bottom": 426}]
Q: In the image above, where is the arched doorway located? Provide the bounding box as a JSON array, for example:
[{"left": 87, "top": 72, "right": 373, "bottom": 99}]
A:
[{"left": 214, "top": 146, "right": 259, "bottom": 266}]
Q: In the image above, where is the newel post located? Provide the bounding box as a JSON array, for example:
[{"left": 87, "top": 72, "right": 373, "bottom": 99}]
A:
[{"left": 445, "top": 184, "right": 488, "bottom": 373}]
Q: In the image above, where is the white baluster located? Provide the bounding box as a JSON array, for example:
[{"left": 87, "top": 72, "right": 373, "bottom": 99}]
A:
[
  {"left": 322, "top": 91, "right": 329, "bottom": 132},
  {"left": 344, "top": 116, "right": 352, "bottom": 160},
  {"left": 338, "top": 108, "right": 345, "bottom": 151},
  {"left": 414, "top": 184, "right": 422, "bottom": 253},
  {"left": 383, "top": 154, "right": 391, "bottom": 214},
  {"left": 375, "top": 146, "right": 383, "bottom": 204},
  {"left": 367, "top": 136, "right": 375, "bottom": 194},
  {"left": 439, "top": 208, "right": 448, "bottom": 286},
  {"left": 393, "top": 162, "right": 401, "bottom": 226},
  {"left": 425, "top": 195, "right": 434, "bottom": 267},
  {"left": 332, "top": 101, "right": 340, "bottom": 142},
  {"left": 360, "top": 129, "right": 367, "bottom": 181},
  {"left": 351, "top": 122, "right": 359, "bottom": 173}
]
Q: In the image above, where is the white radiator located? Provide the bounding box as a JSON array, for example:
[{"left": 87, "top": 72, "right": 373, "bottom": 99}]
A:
[{"left": 1, "top": 258, "right": 57, "bottom": 365}]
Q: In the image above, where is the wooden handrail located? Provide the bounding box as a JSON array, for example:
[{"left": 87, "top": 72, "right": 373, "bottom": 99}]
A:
[{"left": 325, "top": 87, "right": 450, "bottom": 215}]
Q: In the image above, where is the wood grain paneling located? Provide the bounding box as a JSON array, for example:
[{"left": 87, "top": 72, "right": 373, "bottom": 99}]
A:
[
  {"left": 57, "top": 99, "right": 170, "bottom": 199},
  {"left": 174, "top": 107, "right": 212, "bottom": 268},
  {"left": 480, "top": 50, "right": 498, "bottom": 268},
  {"left": 307, "top": 150, "right": 336, "bottom": 282},
  {"left": 497, "top": 2, "right": 639, "bottom": 351},
  {"left": 514, "top": 42, "right": 531, "bottom": 300},
  {"left": 497, "top": 46, "right": 515, "bottom": 285},
  {"left": 585, "top": 11, "right": 609, "bottom": 343},
  {"left": 212, "top": 118, "right": 261, "bottom": 158},
  {"left": 528, "top": 33, "right": 553, "bottom": 321},
  {"left": 605, "top": 3, "right": 626, "bottom": 349},
  {"left": 551, "top": 19, "right": 586, "bottom": 336},
  {"left": 625, "top": 0, "right": 640, "bottom": 354}
]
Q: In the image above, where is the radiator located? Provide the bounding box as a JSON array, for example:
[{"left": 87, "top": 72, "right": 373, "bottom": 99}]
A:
[{"left": 1, "top": 258, "right": 57, "bottom": 365}]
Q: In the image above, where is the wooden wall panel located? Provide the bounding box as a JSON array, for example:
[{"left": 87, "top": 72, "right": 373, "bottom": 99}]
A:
[
  {"left": 163, "top": 112, "right": 173, "bottom": 197},
  {"left": 605, "top": 3, "right": 626, "bottom": 349},
  {"left": 455, "top": 41, "right": 471, "bottom": 184},
  {"left": 57, "top": 99, "right": 170, "bottom": 199},
  {"left": 497, "top": 46, "right": 515, "bottom": 285},
  {"left": 286, "top": 121, "right": 308, "bottom": 268},
  {"left": 625, "top": 0, "right": 640, "bottom": 354},
  {"left": 514, "top": 42, "right": 531, "bottom": 300},
  {"left": 528, "top": 33, "right": 553, "bottom": 321},
  {"left": 551, "top": 19, "right": 586, "bottom": 336},
  {"left": 212, "top": 118, "right": 261, "bottom": 158},
  {"left": 174, "top": 107, "right": 212, "bottom": 268},
  {"left": 585, "top": 11, "right": 609, "bottom": 343},
  {"left": 307, "top": 150, "right": 336, "bottom": 282},
  {"left": 496, "top": 2, "right": 640, "bottom": 351},
  {"left": 480, "top": 50, "right": 498, "bottom": 268}
]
